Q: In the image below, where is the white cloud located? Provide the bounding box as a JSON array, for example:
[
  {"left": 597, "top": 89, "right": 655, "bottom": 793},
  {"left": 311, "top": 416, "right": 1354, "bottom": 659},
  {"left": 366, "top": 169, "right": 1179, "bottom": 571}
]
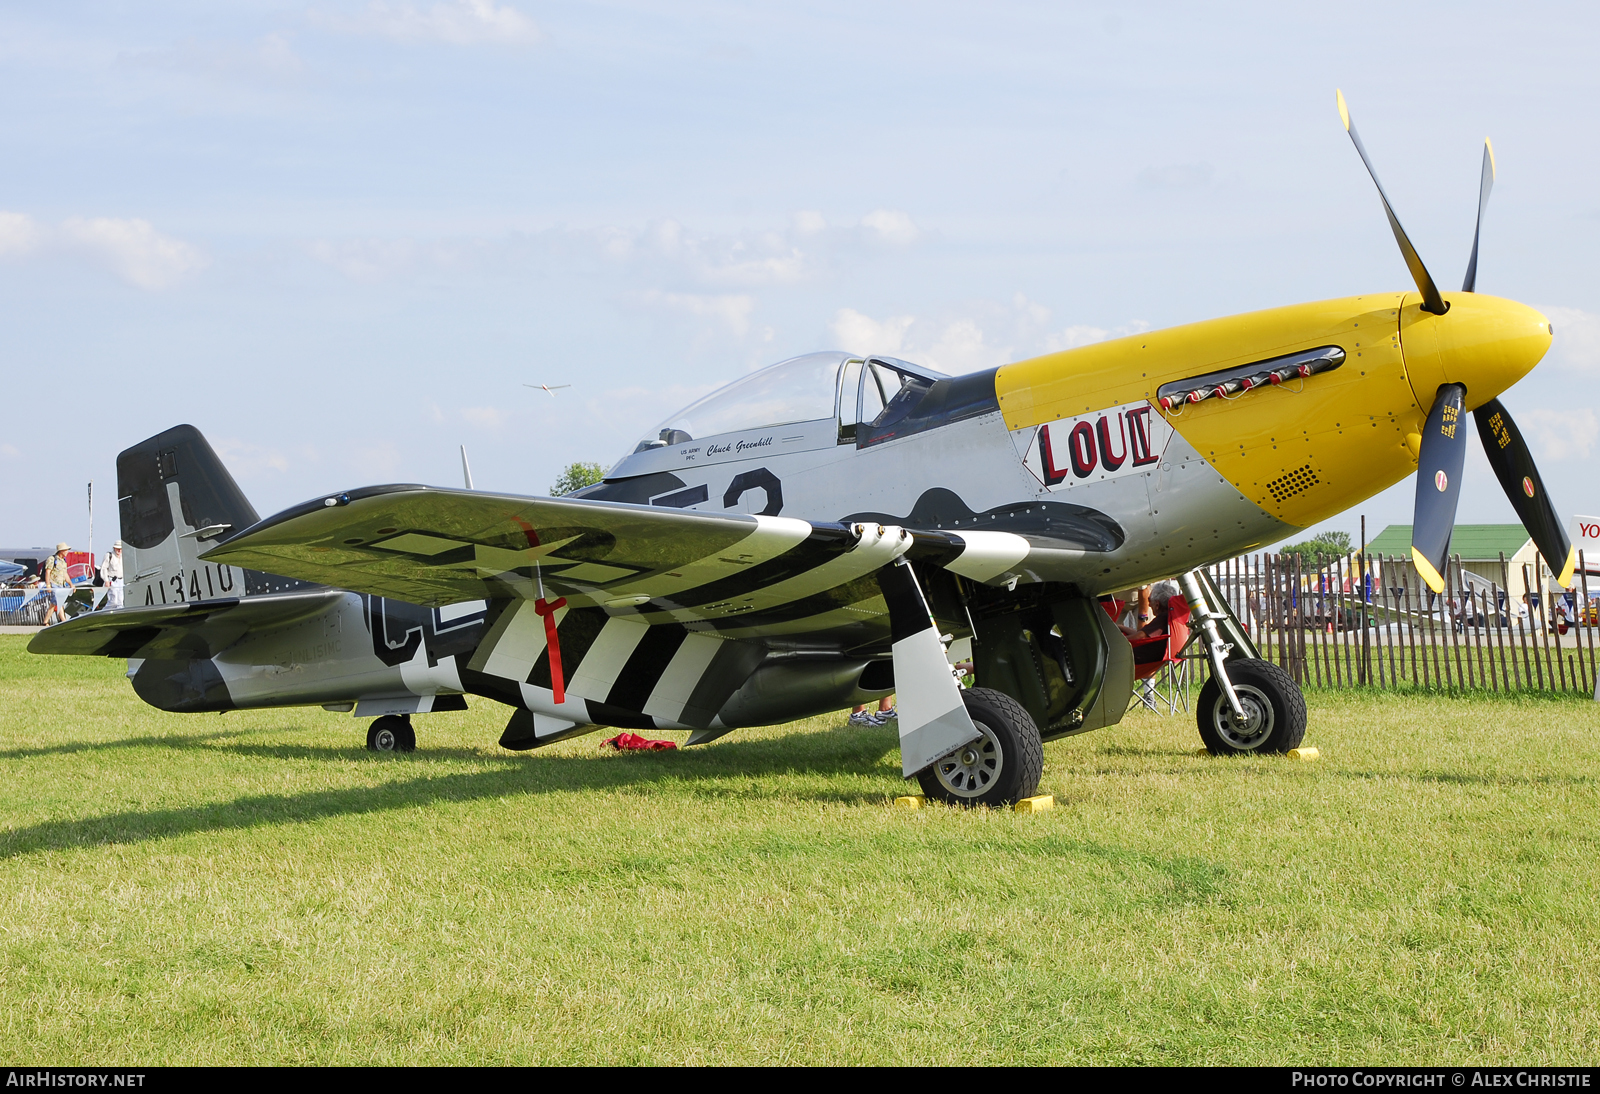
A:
[
  {"left": 0, "top": 212, "right": 204, "bottom": 290},
  {"left": 321, "top": 0, "right": 541, "bottom": 46},
  {"left": 297, "top": 208, "right": 949, "bottom": 293},
  {"left": 307, "top": 238, "right": 419, "bottom": 282},
  {"left": 1521, "top": 407, "right": 1598, "bottom": 463},
  {"left": 831, "top": 308, "right": 914, "bottom": 356},
  {"left": 624, "top": 220, "right": 807, "bottom": 285},
  {"left": 832, "top": 298, "right": 1149, "bottom": 374},
  {"left": 0, "top": 212, "right": 44, "bottom": 258},
  {"left": 121, "top": 34, "right": 305, "bottom": 85},
  {"left": 60, "top": 217, "right": 206, "bottom": 290},
  {"left": 830, "top": 310, "right": 1004, "bottom": 372},
  {"left": 1541, "top": 306, "right": 1600, "bottom": 374},
  {"left": 792, "top": 210, "right": 827, "bottom": 236},
  {"left": 920, "top": 319, "right": 1010, "bottom": 374},
  {"left": 213, "top": 439, "right": 292, "bottom": 475},
  {"left": 859, "top": 209, "right": 919, "bottom": 245},
  {"left": 0, "top": 444, "right": 20, "bottom": 459},
  {"left": 640, "top": 290, "right": 754, "bottom": 335},
  {"left": 1042, "top": 319, "right": 1150, "bottom": 353}
]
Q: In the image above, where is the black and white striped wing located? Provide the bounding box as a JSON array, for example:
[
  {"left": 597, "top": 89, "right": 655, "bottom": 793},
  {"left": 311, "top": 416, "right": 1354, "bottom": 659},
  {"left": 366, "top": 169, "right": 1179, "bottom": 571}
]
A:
[
  {"left": 202, "top": 485, "right": 1033, "bottom": 740},
  {"left": 200, "top": 484, "right": 917, "bottom": 625}
]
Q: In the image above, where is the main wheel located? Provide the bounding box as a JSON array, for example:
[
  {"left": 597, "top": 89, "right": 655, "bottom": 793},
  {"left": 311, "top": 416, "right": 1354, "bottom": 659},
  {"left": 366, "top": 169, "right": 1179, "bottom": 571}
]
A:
[
  {"left": 1196, "top": 659, "right": 1305, "bottom": 755},
  {"left": 367, "top": 715, "right": 416, "bottom": 753},
  {"left": 916, "top": 687, "right": 1043, "bottom": 807}
]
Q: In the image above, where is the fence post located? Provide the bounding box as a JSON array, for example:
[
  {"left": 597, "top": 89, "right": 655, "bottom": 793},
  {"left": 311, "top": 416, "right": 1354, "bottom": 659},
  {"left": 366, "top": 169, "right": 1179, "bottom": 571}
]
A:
[
  {"left": 1459, "top": 559, "right": 1478, "bottom": 687},
  {"left": 1495, "top": 562, "right": 1520, "bottom": 691},
  {"left": 1581, "top": 552, "right": 1595, "bottom": 699},
  {"left": 1447, "top": 555, "right": 1466, "bottom": 690},
  {"left": 1294, "top": 553, "right": 1306, "bottom": 686},
  {"left": 1502, "top": 553, "right": 1527, "bottom": 692},
  {"left": 1311, "top": 554, "right": 1325, "bottom": 689},
  {"left": 1545, "top": 555, "right": 1570, "bottom": 693},
  {"left": 1360, "top": 548, "right": 1370, "bottom": 685},
  {"left": 1266, "top": 554, "right": 1279, "bottom": 672},
  {"left": 1425, "top": 570, "right": 1445, "bottom": 690},
  {"left": 1479, "top": 578, "right": 1498, "bottom": 692},
  {"left": 1328, "top": 554, "right": 1339, "bottom": 685},
  {"left": 1338, "top": 552, "right": 1351, "bottom": 687},
  {"left": 1400, "top": 560, "right": 1418, "bottom": 688},
  {"left": 1461, "top": 558, "right": 1486, "bottom": 691},
  {"left": 1519, "top": 561, "right": 1544, "bottom": 690},
  {"left": 1382, "top": 555, "right": 1398, "bottom": 687}
]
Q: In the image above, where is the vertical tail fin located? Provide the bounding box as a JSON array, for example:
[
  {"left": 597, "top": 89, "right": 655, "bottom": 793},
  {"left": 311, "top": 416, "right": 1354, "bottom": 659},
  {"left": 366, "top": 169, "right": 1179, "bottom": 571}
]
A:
[{"left": 117, "top": 425, "right": 309, "bottom": 607}]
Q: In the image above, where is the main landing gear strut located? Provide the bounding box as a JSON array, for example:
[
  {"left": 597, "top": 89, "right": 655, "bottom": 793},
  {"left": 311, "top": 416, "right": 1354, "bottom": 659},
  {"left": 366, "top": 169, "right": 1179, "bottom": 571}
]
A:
[{"left": 1178, "top": 571, "right": 1306, "bottom": 755}]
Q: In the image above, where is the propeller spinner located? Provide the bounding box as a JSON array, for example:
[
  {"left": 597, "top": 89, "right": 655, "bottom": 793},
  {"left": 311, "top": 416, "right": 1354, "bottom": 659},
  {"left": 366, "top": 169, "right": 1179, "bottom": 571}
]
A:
[{"left": 1338, "top": 91, "right": 1570, "bottom": 593}]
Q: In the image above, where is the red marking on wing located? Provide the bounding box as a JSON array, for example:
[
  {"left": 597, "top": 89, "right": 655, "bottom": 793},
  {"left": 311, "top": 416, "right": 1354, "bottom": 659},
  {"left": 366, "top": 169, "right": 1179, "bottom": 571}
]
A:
[{"left": 510, "top": 517, "right": 542, "bottom": 549}]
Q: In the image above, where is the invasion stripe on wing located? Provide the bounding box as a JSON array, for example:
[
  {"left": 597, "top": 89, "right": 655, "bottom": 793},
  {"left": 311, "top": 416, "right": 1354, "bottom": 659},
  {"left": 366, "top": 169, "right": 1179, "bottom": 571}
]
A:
[
  {"left": 597, "top": 515, "right": 814, "bottom": 602},
  {"left": 644, "top": 525, "right": 910, "bottom": 625}
]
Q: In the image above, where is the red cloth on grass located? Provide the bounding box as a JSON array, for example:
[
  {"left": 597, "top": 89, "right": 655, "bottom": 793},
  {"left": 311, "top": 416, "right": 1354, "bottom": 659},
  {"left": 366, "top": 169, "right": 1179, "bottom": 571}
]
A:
[{"left": 602, "top": 732, "right": 677, "bottom": 752}]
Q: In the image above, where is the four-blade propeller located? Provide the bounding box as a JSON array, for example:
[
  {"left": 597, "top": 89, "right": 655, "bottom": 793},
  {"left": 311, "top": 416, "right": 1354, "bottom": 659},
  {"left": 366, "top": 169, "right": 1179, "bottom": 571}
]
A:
[{"left": 1338, "top": 91, "right": 1574, "bottom": 593}]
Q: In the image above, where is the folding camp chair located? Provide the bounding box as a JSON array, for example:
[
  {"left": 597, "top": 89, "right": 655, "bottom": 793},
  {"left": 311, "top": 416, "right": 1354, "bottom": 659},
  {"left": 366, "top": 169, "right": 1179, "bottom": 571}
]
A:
[{"left": 1128, "top": 595, "right": 1194, "bottom": 715}]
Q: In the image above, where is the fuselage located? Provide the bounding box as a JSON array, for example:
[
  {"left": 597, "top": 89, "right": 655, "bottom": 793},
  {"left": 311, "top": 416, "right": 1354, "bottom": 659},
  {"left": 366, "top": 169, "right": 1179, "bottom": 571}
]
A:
[{"left": 592, "top": 290, "right": 1553, "bottom": 596}]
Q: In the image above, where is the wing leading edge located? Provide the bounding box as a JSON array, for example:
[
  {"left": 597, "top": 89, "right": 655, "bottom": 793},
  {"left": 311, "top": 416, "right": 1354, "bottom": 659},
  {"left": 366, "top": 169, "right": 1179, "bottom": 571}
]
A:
[{"left": 200, "top": 485, "right": 1050, "bottom": 636}]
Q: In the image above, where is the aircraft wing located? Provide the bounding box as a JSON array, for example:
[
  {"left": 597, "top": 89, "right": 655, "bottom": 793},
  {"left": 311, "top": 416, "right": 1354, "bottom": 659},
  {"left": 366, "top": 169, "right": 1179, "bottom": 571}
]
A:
[
  {"left": 199, "top": 485, "right": 1033, "bottom": 636},
  {"left": 28, "top": 589, "right": 347, "bottom": 659}
]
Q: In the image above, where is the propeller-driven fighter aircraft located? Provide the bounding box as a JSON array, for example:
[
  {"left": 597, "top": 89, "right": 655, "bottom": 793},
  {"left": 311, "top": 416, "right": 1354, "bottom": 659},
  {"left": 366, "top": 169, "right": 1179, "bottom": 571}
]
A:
[{"left": 32, "top": 95, "right": 1571, "bottom": 805}]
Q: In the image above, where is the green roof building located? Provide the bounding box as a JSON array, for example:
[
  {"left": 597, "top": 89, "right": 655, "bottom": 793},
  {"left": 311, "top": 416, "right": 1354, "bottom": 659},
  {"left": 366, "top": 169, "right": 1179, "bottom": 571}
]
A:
[
  {"left": 1363, "top": 523, "right": 1567, "bottom": 599},
  {"left": 1364, "top": 524, "right": 1531, "bottom": 563}
]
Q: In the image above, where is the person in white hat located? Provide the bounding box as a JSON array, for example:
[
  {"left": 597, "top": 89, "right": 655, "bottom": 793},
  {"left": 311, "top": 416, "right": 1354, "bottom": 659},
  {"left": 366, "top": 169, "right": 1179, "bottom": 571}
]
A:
[
  {"left": 103, "top": 540, "right": 125, "bottom": 610},
  {"left": 42, "top": 542, "right": 72, "bottom": 625}
]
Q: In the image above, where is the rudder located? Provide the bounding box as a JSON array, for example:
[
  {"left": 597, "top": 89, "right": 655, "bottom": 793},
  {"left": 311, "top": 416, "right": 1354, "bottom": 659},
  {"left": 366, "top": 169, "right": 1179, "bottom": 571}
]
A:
[{"left": 117, "top": 424, "right": 315, "bottom": 607}]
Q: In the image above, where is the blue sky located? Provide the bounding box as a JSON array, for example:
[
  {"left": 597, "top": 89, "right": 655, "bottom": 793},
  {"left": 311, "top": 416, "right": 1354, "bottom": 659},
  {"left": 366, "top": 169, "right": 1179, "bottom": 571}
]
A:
[{"left": 3, "top": 1, "right": 1597, "bottom": 556}]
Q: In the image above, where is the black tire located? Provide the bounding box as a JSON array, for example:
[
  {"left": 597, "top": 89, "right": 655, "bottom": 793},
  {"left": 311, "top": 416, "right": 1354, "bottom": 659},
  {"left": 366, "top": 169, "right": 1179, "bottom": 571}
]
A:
[
  {"left": 1196, "top": 659, "right": 1305, "bottom": 755},
  {"left": 366, "top": 715, "right": 416, "bottom": 753},
  {"left": 916, "top": 687, "right": 1043, "bottom": 807}
]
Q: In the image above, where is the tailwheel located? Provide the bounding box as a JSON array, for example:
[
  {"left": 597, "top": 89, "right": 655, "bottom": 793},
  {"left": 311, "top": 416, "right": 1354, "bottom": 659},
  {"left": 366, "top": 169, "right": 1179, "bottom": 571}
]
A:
[
  {"left": 366, "top": 714, "right": 416, "bottom": 753},
  {"left": 916, "top": 687, "right": 1043, "bottom": 808},
  {"left": 1196, "top": 659, "right": 1305, "bottom": 755}
]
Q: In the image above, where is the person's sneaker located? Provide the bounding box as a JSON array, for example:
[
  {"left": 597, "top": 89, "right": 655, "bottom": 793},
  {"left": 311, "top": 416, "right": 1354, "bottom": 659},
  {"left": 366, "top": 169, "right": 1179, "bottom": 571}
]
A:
[
  {"left": 848, "top": 710, "right": 879, "bottom": 727},
  {"left": 876, "top": 706, "right": 898, "bottom": 722}
]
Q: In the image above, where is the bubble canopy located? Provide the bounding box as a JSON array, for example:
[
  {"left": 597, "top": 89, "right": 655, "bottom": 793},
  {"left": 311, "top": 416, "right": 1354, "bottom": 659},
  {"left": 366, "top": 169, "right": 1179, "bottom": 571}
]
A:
[{"left": 635, "top": 352, "right": 853, "bottom": 452}]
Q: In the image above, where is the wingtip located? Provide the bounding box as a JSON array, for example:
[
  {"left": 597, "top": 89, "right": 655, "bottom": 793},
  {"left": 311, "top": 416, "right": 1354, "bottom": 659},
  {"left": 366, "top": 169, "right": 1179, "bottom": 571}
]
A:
[
  {"left": 1485, "top": 136, "right": 1497, "bottom": 179},
  {"left": 1336, "top": 88, "right": 1350, "bottom": 131}
]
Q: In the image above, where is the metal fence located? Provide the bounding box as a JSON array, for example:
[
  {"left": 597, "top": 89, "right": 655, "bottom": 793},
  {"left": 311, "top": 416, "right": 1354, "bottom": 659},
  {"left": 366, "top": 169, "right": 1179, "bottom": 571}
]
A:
[{"left": 1202, "top": 550, "right": 1599, "bottom": 696}]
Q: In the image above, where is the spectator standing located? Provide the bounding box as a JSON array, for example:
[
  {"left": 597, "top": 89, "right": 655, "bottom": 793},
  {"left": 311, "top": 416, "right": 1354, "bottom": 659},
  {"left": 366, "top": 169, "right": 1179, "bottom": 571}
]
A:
[
  {"left": 41, "top": 542, "right": 72, "bottom": 625},
  {"left": 102, "top": 540, "right": 125, "bottom": 610},
  {"left": 849, "top": 695, "right": 897, "bottom": 727}
]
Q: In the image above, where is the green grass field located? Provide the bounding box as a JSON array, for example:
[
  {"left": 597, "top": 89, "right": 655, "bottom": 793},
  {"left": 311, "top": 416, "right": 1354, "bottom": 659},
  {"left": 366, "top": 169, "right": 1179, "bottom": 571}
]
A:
[{"left": 2, "top": 636, "right": 1597, "bottom": 1065}]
